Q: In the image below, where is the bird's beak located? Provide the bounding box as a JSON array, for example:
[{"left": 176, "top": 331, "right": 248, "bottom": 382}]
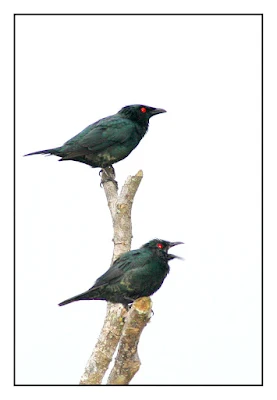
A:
[
  {"left": 168, "top": 241, "right": 184, "bottom": 248},
  {"left": 151, "top": 108, "right": 167, "bottom": 115},
  {"left": 168, "top": 254, "right": 184, "bottom": 261},
  {"left": 168, "top": 242, "right": 184, "bottom": 261}
]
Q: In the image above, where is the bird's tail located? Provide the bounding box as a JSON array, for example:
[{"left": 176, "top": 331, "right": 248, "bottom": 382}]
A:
[
  {"left": 24, "top": 147, "right": 62, "bottom": 157},
  {"left": 58, "top": 288, "right": 101, "bottom": 306},
  {"left": 58, "top": 293, "right": 88, "bottom": 307}
]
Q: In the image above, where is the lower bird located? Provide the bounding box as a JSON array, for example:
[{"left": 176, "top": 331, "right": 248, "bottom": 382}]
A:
[{"left": 58, "top": 239, "right": 183, "bottom": 308}]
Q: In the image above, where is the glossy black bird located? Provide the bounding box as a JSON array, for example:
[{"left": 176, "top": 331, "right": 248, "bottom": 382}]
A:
[
  {"left": 24, "top": 105, "right": 166, "bottom": 170},
  {"left": 58, "top": 239, "right": 183, "bottom": 308}
]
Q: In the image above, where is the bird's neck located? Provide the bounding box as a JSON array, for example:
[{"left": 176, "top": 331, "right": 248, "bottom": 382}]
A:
[
  {"left": 119, "top": 110, "right": 150, "bottom": 133},
  {"left": 152, "top": 251, "right": 170, "bottom": 271}
]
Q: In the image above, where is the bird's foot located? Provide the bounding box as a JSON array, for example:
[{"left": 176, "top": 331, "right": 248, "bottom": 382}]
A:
[
  {"left": 99, "top": 166, "right": 118, "bottom": 190},
  {"left": 120, "top": 299, "right": 135, "bottom": 312}
]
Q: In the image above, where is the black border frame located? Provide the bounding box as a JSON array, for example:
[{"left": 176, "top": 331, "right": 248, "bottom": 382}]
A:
[{"left": 14, "top": 13, "right": 263, "bottom": 387}]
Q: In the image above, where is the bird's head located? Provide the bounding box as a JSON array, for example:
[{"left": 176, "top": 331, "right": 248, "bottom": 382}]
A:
[
  {"left": 142, "top": 239, "right": 184, "bottom": 260},
  {"left": 118, "top": 105, "right": 166, "bottom": 125}
]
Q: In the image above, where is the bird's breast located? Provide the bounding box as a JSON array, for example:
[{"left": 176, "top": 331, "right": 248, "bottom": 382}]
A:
[{"left": 87, "top": 140, "right": 140, "bottom": 167}]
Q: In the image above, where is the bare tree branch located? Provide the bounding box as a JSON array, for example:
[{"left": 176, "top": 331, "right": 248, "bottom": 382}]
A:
[
  {"left": 79, "top": 168, "right": 144, "bottom": 385},
  {"left": 79, "top": 302, "right": 126, "bottom": 385},
  {"left": 107, "top": 297, "right": 152, "bottom": 385}
]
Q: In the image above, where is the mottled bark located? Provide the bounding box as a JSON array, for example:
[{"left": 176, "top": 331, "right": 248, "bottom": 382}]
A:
[
  {"left": 80, "top": 168, "right": 150, "bottom": 385},
  {"left": 107, "top": 297, "right": 152, "bottom": 384},
  {"left": 79, "top": 302, "right": 126, "bottom": 385}
]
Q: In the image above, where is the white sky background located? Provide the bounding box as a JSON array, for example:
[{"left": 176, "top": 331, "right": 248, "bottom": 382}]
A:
[{"left": 15, "top": 15, "right": 261, "bottom": 385}]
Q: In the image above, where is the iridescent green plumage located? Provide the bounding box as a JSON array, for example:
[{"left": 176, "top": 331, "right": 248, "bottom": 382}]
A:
[
  {"left": 58, "top": 239, "right": 183, "bottom": 308},
  {"left": 25, "top": 105, "right": 166, "bottom": 168}
]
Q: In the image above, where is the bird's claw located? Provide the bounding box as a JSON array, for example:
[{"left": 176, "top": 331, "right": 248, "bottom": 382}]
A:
[
  {"left": 100, "top": 177, "right": 118, "bottom": 190},
  {"left": 99, "top": 166, "right": 118, "bottom": 190}
]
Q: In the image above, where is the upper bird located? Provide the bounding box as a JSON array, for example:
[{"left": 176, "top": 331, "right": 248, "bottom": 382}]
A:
[
  {"left": 58, "top": 239, "right": 183, "bottom": 308},
  {"left": 24, "top": 105, "right": 166, "bottom": 170}
]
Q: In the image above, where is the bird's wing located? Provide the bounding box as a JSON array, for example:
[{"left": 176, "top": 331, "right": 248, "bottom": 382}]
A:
[
  {"left": 63, "top": 116, "right": 135, "bottom": 155},
  {"left": 91, "top": 249, "right": 150, "bottom": 290}
]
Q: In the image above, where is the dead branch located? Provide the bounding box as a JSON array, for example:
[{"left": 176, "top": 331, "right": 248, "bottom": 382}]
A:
[
  {"left": 107, "top": 297, "right": 152, "bottom": 384},
  {"left": 80, "top": 168, "right": 146, "bottom": 385}
]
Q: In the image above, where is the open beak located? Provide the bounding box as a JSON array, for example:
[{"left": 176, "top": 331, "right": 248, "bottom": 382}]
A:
[{"left": 167, "top": 241, "right": 184, "bottom": 261}]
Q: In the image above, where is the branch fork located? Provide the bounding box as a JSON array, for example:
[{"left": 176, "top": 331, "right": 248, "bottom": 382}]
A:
[{"left": 80, "top": 168, "right": 151, "bottom": 385}]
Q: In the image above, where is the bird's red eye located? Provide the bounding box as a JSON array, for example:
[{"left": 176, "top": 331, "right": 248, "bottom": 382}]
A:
[
  {"left": 157, "top": 243, "right": 163, "bottom": 249},
  {"left": 140, "top": 107, "right": 147, "bottom": 113}
]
